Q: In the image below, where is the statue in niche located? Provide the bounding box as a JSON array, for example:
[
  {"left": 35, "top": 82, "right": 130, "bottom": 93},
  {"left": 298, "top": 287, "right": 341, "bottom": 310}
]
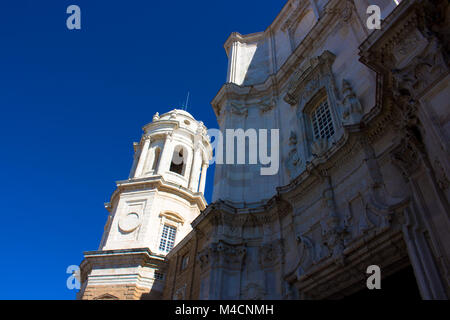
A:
[
  {"left": 286, "top": 131, "right": 302, "bottom": 179},
  {"left": 341, "top": 79, "right": 363, "bottom": 124}
]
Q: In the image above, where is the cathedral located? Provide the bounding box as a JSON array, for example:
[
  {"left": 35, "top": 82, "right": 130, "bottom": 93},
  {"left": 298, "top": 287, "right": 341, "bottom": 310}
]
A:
[{"left": 78, "top": 0, "right": 450, "bottom": 300}]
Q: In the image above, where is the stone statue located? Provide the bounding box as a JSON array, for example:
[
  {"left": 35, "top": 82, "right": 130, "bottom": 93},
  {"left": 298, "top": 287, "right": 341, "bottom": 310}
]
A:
[{"left": 341, "top": 79, "right": 363, "bottom": 124}]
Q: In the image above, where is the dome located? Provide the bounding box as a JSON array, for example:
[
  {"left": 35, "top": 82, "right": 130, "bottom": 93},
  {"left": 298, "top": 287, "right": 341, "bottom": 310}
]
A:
[{"left": 160, "top": 109, "right": 195, "bottom": 120}]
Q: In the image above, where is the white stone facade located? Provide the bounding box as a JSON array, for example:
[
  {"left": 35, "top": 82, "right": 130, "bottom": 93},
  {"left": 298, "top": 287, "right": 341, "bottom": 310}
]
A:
[
  {"left": 78, "top": 109, "right": 212, "bottom": 299},
  {"left": 79, "top": 0, "right": 450, "bottom": 300},
  {"left": 100, "top": 110, "right": 211, "bottom": 253},
  {"left": 162, "top": 0, "right": 449, "bottom": 300}
]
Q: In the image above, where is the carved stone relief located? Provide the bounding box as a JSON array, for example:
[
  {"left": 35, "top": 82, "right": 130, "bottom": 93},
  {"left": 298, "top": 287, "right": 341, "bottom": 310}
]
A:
[
  {"left": 197, "top": 241, "right": 246, "bottom": 272},
  {"left": 285, "top": 131, "right": 302, "bottom": 179},
  {"left": 284, "top": 50, "right": 338, "bottom": 109},
  {"left": 229, "top": 102, "right": 248, "bottom": 118},
  {"left": 340, "top": 79, "right": 363, "bottom": 124},
  {"left": 258, "top": 96, "right": 276, "bottom": 114},
  {"left": 258, "top": 239, "right": 283, "bottom": 269}
]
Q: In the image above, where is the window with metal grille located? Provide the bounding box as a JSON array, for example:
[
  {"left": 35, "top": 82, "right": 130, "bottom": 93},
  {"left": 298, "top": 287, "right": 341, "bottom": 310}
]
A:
[
  {"left": 154, "top": 272, "right": 164, "bottom": 280},
  {"left": 311, "top": 99, "right": 335, "bottom": 140},
  {"left": 159, "top": 224, "right": 177, "bottom": 253}
]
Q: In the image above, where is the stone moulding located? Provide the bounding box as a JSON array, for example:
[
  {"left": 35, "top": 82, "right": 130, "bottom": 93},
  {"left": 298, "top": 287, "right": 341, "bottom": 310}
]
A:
[
  {"left": 211, "top": 0, "right": 356, "bottom": 118},
  {"left": 80, "top": 248, "right": 166, "bottom": 282},
  {"left": 283, "top": 50, "right": 337, "bottom": 107},
  {"left": 79, "top": 248, "right": 167, "bottom": 300},
  {"left": 197, "top": 240, "right": 246, "bottom": 272},
  {"left": 111, "top": 175, "right": 208, "bottom": 210},
  {"left": 285, "top": 230, "right": 408, "bottom": 299}
]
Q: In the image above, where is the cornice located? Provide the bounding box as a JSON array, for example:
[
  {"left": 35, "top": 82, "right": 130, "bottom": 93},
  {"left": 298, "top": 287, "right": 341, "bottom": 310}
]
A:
[
  {"left": 224, "top": 32, "right": 265, "bottom": 57},
  {"left": 80, "top": 248, "right": 167, "bottom": 282},
  {"left": 359, "top": 0, "right": 420, "bottom": 71},
  {"left": 83, "top": 248, "right": 165, "bottom": 261},
  {"left": 223, "top": 0, "right": 306, "bottom": 56},
  {"left": 110, "top": 175, "right": 208, "bottom": 210},
  {"left": 211, "top": 0, "right": 344, "bottom": 116},
  {"left": 211, "top": 75, "right": 279, "bottom": 117},
  {"left": 191, "top": 196, "right": 292, "bottom": 231},
  {"left": 142, "top": 119, "right": 211, "bottom": 151}
]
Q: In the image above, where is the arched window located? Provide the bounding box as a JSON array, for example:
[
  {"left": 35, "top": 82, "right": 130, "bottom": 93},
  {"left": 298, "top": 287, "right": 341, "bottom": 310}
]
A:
[
  {"left": 151, "top": 147, "right": 161, "bottom": 171},
  {"left": 170, "top": 146, "right": 186, "bottom": 176}
]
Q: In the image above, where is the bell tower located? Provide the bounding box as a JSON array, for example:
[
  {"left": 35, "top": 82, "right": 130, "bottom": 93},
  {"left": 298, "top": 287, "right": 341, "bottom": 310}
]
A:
[{"left": 78, "top": 109, "right": 212, "bottom": 300}]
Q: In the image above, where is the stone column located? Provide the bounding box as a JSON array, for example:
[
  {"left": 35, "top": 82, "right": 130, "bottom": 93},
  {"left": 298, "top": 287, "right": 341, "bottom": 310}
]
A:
[
  {"left": 157, "top": 134, "right": 173, "bottom": 175},
  {"left": 402, "top": 207, "right": 448, "bottom": 299},
  {"left": 189, "top": 148, "right": 202, "bottom": 192},
  {"left": 128, "top": 143, "right": 139, "bottom": 179},
  {"left": 227, "top": 41, "right": 239, "bottom": 84},
  {"left": 134, "top": 136, "right": 151, "bottom": 178},
  {"left": 199, "top": 163, "right": 208, "bottom": 194}
]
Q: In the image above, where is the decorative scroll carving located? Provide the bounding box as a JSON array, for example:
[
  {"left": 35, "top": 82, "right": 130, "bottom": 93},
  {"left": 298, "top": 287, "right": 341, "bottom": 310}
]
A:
[
  {"left": 286, "top": 131, "right": 302, "bottom": 178},
  {"left": 258, "top": 239, "right": 283, "bottom": 268},
  {"left": 284, "top": 50, "right": 337, "bottom": 108},
  {"left": 311, "top": 138, "right": 328, "bottom": 157},
  {"left": 295, "top": 235, "right": 320, "bottom": 278},
  {"left": 258, "top": 96, "right": 276, "bottom": 114},
  {"left": 320, "top": 188, "right": 347, "bottom": 266},
  {"left": 392, "top": 35, "right": 447, "bottom": 99},
  {"left": 197, "top": 241, "right": 246, "bottom": 272},
  {"left": 218, "top": 241, "right": 246, "bottom": 269},
  {"left": 391, "top": 135, "right": 423, "bottom": 181},
  {"left": 229, "top": 102, "right": 248, "bottom": 118}
]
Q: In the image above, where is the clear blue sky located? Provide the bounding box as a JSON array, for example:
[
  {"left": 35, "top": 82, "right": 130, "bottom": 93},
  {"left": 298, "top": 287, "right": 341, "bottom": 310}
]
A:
[{"left": 0, "top": 0, "right": 286, "bottom": 299}]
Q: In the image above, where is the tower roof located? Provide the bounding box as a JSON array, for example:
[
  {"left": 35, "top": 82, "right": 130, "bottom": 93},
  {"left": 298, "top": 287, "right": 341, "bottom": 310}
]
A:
[{"left": 161, "top": 109, "right": 195, "bottom": 120}]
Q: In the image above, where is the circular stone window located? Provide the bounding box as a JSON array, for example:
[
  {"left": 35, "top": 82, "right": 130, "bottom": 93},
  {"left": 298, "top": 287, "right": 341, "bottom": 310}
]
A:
[
  {"left": 184, "top": 119, "right": 190, "bottom": 125},
  {"left": 118, "top": 212, "right": 141, "bottom": 233}
]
